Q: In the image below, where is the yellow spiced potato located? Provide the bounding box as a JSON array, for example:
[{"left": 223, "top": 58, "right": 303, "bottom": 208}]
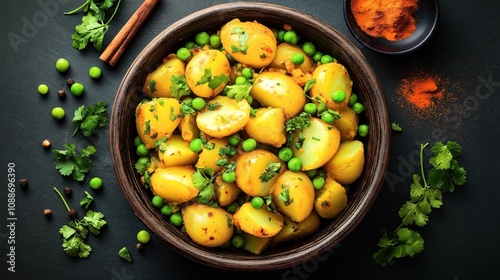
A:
[
  {"left": 271, "top": 171, "right": 315, "bottom": 222},
  {"left": 214, "top": 175, "right": 241, "bottom": 207},
  {"left": 314, "top": 178, "right": 348, "bottom": 219},
  {"left": 135, "top": 98, "right": 181, "bottom": 148},
  {"left": 220, "top": 18, "right": 277, "bottom": 68},
  {"left": 185, "top": 49, "right": 231, "bottom": 98},
  {"left": 334, "top": 107, "right": 359, "bottom": 141},
  {"left": 323, "top": 140, "right": 365, "bottom": 185},
  {"left": 250, "top": 71, "right": 306, "bottom": 118},
  {"left": 273, "top": 210, "right": 321, "bottom": 244},
  {"left": 269, "top": 42, "right": 314, "bottom": 73},
  {"left": 310, "top": 62, "right": 353, "bottom": 111},
  {"left": 235, "top": 149, "right": 285, "bottom": 197},
  {"left": 291, "top": 117, "right": 341, "bottom": 171},
  {"left": 240, "top": 232, "right": 273, "bottom": 254},
  {"left": 157, "top": 135, "right": 198, "bottom": 167},
  {"left": 182, "top": 203, "right": 234, "bottom": 247},
  {"left": 143, "top": 56, "right": 186, "bottom": 98},
  {"left": 244, "top": 107, "right": 287, "bottom": 148},
  {"left": 178, "top": 113, "right": 200, "bottom": 142},
  {"left": 195, "top": 137, "right": 230, "bottom": 173},
  {"left": 150, "top": 166, "right": 199, "bottom": 204},
  {"left": 233, "top": 202, "right": 284, "bottom": 238}
]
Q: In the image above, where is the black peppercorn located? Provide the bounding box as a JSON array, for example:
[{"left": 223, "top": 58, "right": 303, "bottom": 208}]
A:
[
  {"left": 136, "top": 243, "right": 144, "bottom": 251},
  {"left": 63, "top": 186, "right": 72, "bottom": 197},
  {"left": 66, "top": 78, "right": 75, "bottom": 86},
  {"left": 57, "top": 89, "right": 66, "bottom": 99},
  {"left": 68, "top": 209, "right": 78, "bottom": 219},
  {"left": 44, "top": 209, "right": 52, "bottom": 218},
  {"left": 19, "top": 178, "right": 28, "bottom": 190}
]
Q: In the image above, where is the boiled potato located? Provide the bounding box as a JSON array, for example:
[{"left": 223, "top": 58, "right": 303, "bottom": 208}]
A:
[
  {"left": 185, "top": 49, "right": 231, "bottom": 98},
  {"left": 235, "top": 149, "right": 285, "bottom": 197},
  {"left": 273, "top": 210, "right": 321, "bottom": 244},
  {"left": 334, "top": 107, "right": 359, "bottom": 141},
  {"left": 323, "top": 140, "right": 365, "bottom": 185},
  {"left": 215, "top": 175, "right": 241, "bottom": 207},
  {"left": 269, "top": 43, "right": 314, "bottom": 74},
  {"left": 135, "top": 98, "right": 181, "bottom": 148},
  {"left": 182, "top": 203, "right": 233, "bottom": 247},
  {"left": 157, "top": 135, "right": 198, "bottom": 167},
  {"left": 178, "top": 114, "right": 200, "bottom": 142},
  {"left": 220, "top": 18, "right": 277, "bottom": 68},
  {"left": 196, "top": 95, "right": 251, "bottom": 138},
  {"left": 310, "top": 62, "right": 352, "bottom": 111},
  {"left": 291, "top": 117, "right": 341, "bottom": 171},
  {"left": 244, "top": 107, "right": 287, "bottom": 148},
  {"left": 241, "top": 232, "right": 273, "bottom": 254},
  {"left": 143, "top": 55, "right": 186, "bottom": 98},
  {"left": 195, "top": 137, "right": 229, "bottom": 173},
  {"left": 150, "top": 166, "right": 199, "bottom": 204},
  {"left": 250, "top": 71, "right": 306, "bottom": 118},
  {"left": 233, "top": 202, "right": 284, "bottom": 238},
  {"left": 271, "top": 171, "right": 314, "bottom": 222},
  {"left": 314, "top": 178, "right": 347, "bottom": 219}
]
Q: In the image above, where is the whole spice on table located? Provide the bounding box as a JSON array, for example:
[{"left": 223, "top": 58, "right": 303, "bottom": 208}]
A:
[
  {"left": 351, "top": 0, "right": 419, "bottom": 41},
  {"left": 399, "top": 76, "right": 444, "bottom": 110}
]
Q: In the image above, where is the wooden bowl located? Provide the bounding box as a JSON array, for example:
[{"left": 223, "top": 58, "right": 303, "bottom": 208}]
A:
[{"left": 110, "top": 2, "right": 391, "bottom": 270}]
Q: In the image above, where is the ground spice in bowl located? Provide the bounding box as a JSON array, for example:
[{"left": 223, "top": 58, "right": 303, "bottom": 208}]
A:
[{"left": 351, "top": 0, "right": 419, "bottom": 41}]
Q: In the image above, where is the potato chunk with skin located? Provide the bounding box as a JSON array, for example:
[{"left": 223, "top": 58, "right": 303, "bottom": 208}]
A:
[
  {"left": 269, "top": 43, "right": 314, "bottom": 74},
  {"left": 241, "top": 232, "right": 273, "bottom": 254},
  {"left": 310, "top": 62, "right": 352, "bottom": 111},
  {"left": 135, "top": 98, "right": 181, "bottom": 149},
  {"left": 244, "top": 107, "right": 287, "bottom": 148},
  {"left": 150, "top": 166, "right": 199, "bottom": 204},
  {"left": 185, "top": 49, "right": 231, "bottom": 98},
  {"left": 157, "top": 135, "right": 198, "bottom": 167},
  {"left": 182, "top": 203, "right": 233, "bottom": 247},
  {"left": 220, "top": 18, "right": 277, "bottom": 68},
  {"left": 291, "top": 117, "right": 341, "bottom": 171},
  {"left": 235, "top": 149, "right": 285, "bottom": 197},
  {"left": 178, "top": 113, "right": 200, "bottom": 142},
  {"left": 195, "top": 137, "right": 229, "bottom": 173},
  {"left": 143, "top": 55, "right": 185, "bottom": 98},
  {"left": 314, "top": 178, "right": 347, "bottom": 219},
  {"left": 196, "top": 95, "right": 251, "bottom": 138},
  {"left": 272, "top": 171, "right": 315, "bottom": 222},
  {"left": 323, "top": 140, "right": 365, "bottom": 185},
  {"left": 214, "top": 175, "right": 241, "bottom": 207},
  {"left": 273, "top": 210, "right": 321, "bottom": 244},
  {"left": 334, "top": 107, "right": 359, "bottom": 141},
  {"left": 233, "top": 202, "right": 284, "bottom": 238}
]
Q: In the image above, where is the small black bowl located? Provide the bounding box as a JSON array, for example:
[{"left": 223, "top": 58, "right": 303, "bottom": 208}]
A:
[{"left": 344, "top": 0, "right": 439, "bottom": 55}]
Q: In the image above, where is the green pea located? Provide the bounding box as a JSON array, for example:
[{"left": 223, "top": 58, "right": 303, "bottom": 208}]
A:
[
  {"left": 358, "top": 124, "right": 369, "bottom": 137},
  {"left": 55, "top": 58, "right": 70, "bottom": 72},
  {"left": 251, "top": 197, "right": 264, "bottom": 209},
  {"left": 305, "top": 169, "right": 318, "bottom": 178},
  {"left": 160, "top": 204, "right": 173, "bottom": 216},
  {"left": 137, "top": 156, "right": 150, "bottom": 168},
  {"left": 317, "top": 169, "right": 327, "bottom": 179},
  {"left": 242, "top": 138, "right": 257, "bottom": 152},
  {"left": 302, "top": 42, "right": 316, "bottom": 56},
  {"left": 348, "top": 93, "right": 358, "bottom": 107},
  {"left": 303, "top": 103, "right": 317, "bottom": 114},
  {"left": 185, "top": 41, "right": 196, "bottom": 49},
  {"left": 222, "top": 171, "right": 236, "bottom": 183},
  {"left": 134, "top": 136, "right": 143, "bottom": 147},
  {"left": 226, "top": 202, "right": 239, "bottom": 213},
  {"left": 89, "top": 177, "right": 103, "bottom": 190},
  {"left": 176, "top": 47, "right": 191, "bottom": 61},
  {"left": 209, "top": 34, "right": 222, "bottom": 48},
  {"left": 241, "top": 67, "right": 253, "bottom": 79},
  {"left": 320, "top": 54, "right": 334, "bottom": 64},
  {"left": 321, "top": 112, "right": 335, "bottom": 124},
  {"left": 137, "top": 230, "right": 151, "bottom": 244},
  {"left": 70, "top": 82, "right": 85, "bottom": 96},
  {"left": 190, "top": 138, "right": 203, "bottom": 153},
  {"left": 331, "top": 90, "right": 346, "bottom": 103},
  {"left": 191, "top": 97, "right": 206, "bottom": 110},
  {"left": 352, "top": 102, "right": 365, "bottom": 114},
  {"left": 136, "top": 144, "right": 149, "bottom": 156},
  {"left": 287, "top": 157, "right": 302, "bottom": 172},
  {"left": 88, "top": 66, "right": 102, "bottom": 79},
  {"left": 278, "top": 147, "right": 293, "bottom": 162},
  {"left": 195, "top": 31, "right": 210, "bottom": 46},
  {"left": 283, "top": 30, "right": 298, "bottom": 45},
  {"left": 152, "top": 195, "right": 164, "bottom": 208},
  {"left": 170, "top": 212, "right": 183, "bottom": 226},
  {"left": 312, "top": 51, "right": 323, "bottom": 62},
  {"left": 51, "top": 107, "right": 65, "bottom": 120},
  {"left": 234, "top": 76, "right": 247, "bottom": 85},
  {"left": 291, "top": 53, "right": 305, "bottom": 65},
  {"left": 312, "top": 176, "right": 325, "bottom": 190},
  {"left": 228, "top": 133, "right": 241, "bottom": 146},
  {"left": 317, "top": 101, "right": 327, "bottom": 113},
  {"left": 231, "top": 235, "right": 245, "bottom": 249},
  {"left": 277, "top": 30, "right": 286, "bottom": 42},
  {"left": 38, "top": 84, "right": 49, "bottom": 95}
]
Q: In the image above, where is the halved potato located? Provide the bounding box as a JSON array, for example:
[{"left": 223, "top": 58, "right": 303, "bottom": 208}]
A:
[
  {"left": 157, "top": 135, "right": 198, "bottom": 167},
  {"left": 135, "top": 98, "right": 181, "bottom": 148},
  {"left": 314, "top": 178, "right": 347, "bottom": 219},
  {"left": 182, "top": 203, "right": 233, "bottom": 247},
  {"left": 185, "top": 49, "right": 231, "bottom": 98},
  {"left": 150, "top": 166, "right": 198, "bottom": 204},
  {"left": 323, "top": 140, "right": 365, "bottom": 185},
  {"left": 272, "top": 210, "right": 321, "bottom": 244},
  {"left": 244, "top": 107, "right": 287, "bottom": 148},
  {"left": 233, "top": 202, "right": 284, "bottom": 238},
  {"left": 310, "top": 62, "right": 352, "bottom": 111},
  {"left": 178, "top": 113, "right": 200, "bottom": 142},
  {"left": 334, "top": 107, "right": 359, "bottom": 141},
  {"left": 214, "top": 175, "right": 241, "bottom": 207},
  {"left": 143, "top": 55, "right": 186, "bottom": 98},
  {"left": 269, "top": 43, "right": 314, "bottom": 74},
  {"left": 271, "top": 171, "right": 315, "bottom": 222}
]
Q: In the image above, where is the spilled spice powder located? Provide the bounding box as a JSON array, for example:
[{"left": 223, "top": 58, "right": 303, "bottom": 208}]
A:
[
  {"left": 399, "top": 76, "right": 444, "bottom": 110},
  {"left": 351, "top": 0, "right": 419, "bottom": 41}
]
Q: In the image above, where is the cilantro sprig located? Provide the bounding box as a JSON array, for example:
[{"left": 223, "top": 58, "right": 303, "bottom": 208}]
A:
[
  {"left": 65, "top": 0, "right": 122, "bottom": 51},
  {"left": 72, "top": 101, "right": 109, "bottom": 137},
  {"left": 285, "top": 112, "right": 311, "bottom": 149},
  {"left": 192, "top": 168, "right": 217, "bottom": 205},
  {"left": 196, "top": 69, "right": 230, "bottom": 90},
  {"left": 53, "top": 144, "right": 96, "bottom": 182},
  {"left": 374, "top": 141, "right": 466, "bottom": 266}
]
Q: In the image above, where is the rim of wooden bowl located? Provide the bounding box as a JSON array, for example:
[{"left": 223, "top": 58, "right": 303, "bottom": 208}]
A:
[{"left": 110, "top": 1, "right": 391, "bottom": 271}]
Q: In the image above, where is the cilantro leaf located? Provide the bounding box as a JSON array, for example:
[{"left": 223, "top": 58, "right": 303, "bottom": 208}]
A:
[
  {"left": 224, "top": 83, "right": 252, "bottom": 101},
  {"left": 285, "top": 112, "right": 311, "bottom": 149},
  {"left": 119, "top": 247, "right": 132, "bottom": 262},
  {"left": 391, "top": 122, "right": 403, "bottom": 132},
  {"left": 53, "top": 144, "right": 96, "bottom": 181},
  {"left": 62, "top": 235, "right": 92, "bottom": 258},
  {"left": 373, "top": 228, "right": 424, "bottom": 266},
  {"left": 82, "top": 210, "right": 107, "bottom": 235},
  {"left": 72, "top": 101, "right": 109, "bottom": 137},
  {"left": 304, "top": 79, "right": 316, "bottom": 93},
  {"left": 60, "top": 225, "right": 77, "bottom": 239},
  {"left": 277, "top": 184, "right": 293, "bottom": 206},
  {"left": 259, "top": 162, "right": 282, "bottom": 183},
  {"left": 195, "top": 68, "right": 230, "bottom": 89},
  {"left": 170, "top": 75, "right": 191, "bottom": 100},
  {"left": 192, "top": 168, "right": 217, "bottom": 204},
  {"left": 80, "top": 191, "right": 94, "bottom": 209}
]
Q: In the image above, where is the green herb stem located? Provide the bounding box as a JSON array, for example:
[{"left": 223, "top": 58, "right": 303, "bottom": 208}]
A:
[
  {"left": 54, "top": 187, "right": 71, "bottom": 212},
  {"left": 420, "top": 143, "right": 429, "bottom": 188},
  {"left": 64, "top": 0, "right": 91, "bottom": 15},
  {"left": 106, "top": 0, "right": 122, "bottom": 24}
]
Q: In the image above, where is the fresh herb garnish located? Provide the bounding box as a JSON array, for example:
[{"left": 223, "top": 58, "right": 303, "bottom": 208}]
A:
[
  {"left": 373, "top": 141, "right": 466, "bottom": 266},
  {"left": 72, "top": 101, "right": 109, "bottom": 137},
  {"left": 80, "top": 191, "right": 94, "bottom": 209},
  {"left": 259, "top": 162, "right": 282, "bottom": 183},
  {"left": 304, "top": 79, "right": 316, "bottom": 93},
  {"left": 285, "top": 112, "right": 311, "bottom": 149},
  {"left": 192, "top": 168, "right": 216, "bottom": 204},
  {"left": 53, "top": 144, "right": 96, "bottom": 182},
  {"left": 230, "top": 27, "right": 249, "bottom": 54},
  {"left": 65, "top": 0, "right": 122, "bottom": 51},
  {"left": 118, "top": 247, "right": 132, "bottom": 262},
  {"left": 278, "top": 184, "right": 293, "bottom": 206},
  {"left": 206, "top": 102, "right": 222, "bottom": 111},
  {"left": 224, "top": 83, "right": 252, "bottom": 101},
  {"left": 196, "top": 69, "right": 230, "bottom": 89},
  {"left": 148, "top": 79, "right": 156, "bottom": 93},
  {"left": 391, "top": 122, "right": 403, "bottom": 132},
  {"left": 170, "top": 75, "right": 191, "bottom": 99}
]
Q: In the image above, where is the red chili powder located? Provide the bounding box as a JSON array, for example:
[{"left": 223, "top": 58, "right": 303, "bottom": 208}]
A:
[{"left": 399, "top": 76, "right": 444, "bottom": 110}]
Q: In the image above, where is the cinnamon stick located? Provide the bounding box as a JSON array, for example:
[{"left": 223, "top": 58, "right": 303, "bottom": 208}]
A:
[{"left": 100, "top": 0, "right": 160, "bottom": 66}]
